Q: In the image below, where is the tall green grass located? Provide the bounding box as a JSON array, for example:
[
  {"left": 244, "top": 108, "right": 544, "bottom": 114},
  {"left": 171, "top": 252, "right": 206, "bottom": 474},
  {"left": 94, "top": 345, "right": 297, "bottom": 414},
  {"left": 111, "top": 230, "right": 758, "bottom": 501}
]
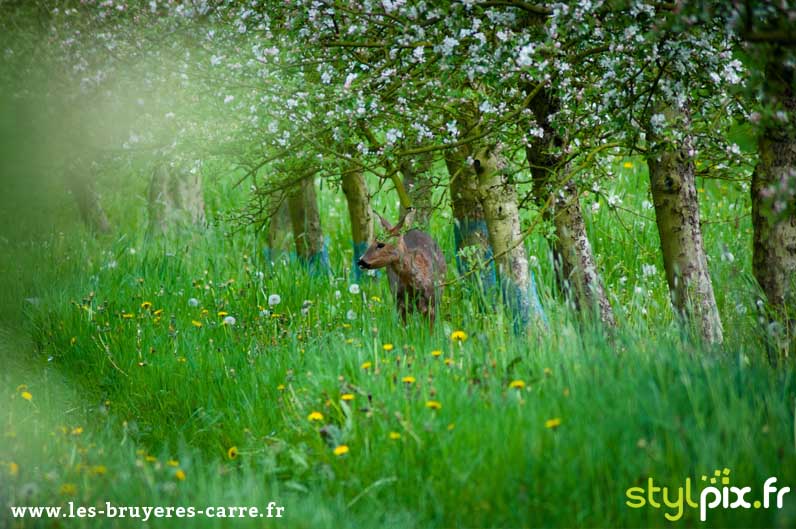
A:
[{"left": 1, "top": 156, "right": 794, "bottom": 528}]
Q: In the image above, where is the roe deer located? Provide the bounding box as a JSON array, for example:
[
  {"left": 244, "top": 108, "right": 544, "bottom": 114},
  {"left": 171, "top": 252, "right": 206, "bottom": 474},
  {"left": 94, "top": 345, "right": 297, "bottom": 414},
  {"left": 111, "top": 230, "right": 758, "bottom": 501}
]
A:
[{"left": 357, "top": 209, "right": 446, "bottom": 328}]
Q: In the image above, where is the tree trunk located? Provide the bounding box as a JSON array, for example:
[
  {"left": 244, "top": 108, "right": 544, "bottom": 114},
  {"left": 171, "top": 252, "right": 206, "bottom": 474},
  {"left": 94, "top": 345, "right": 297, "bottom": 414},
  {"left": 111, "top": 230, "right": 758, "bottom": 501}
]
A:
[
  {"left": 400, "top": 152, "right": 434, "bottom": 229},
  {"left": 341, "top": 164, "right": 374, "bottom": 280},
  {"left": 67, "top": 170, "right": 111, "bottom": 234},
  {"left": 752, "top": 55, "right": 796, "bottom": 355},
  {"left": 147, "top": 164, "right": 205, "bottom": 235},
  {"left": 264, "top": 192, "right": 293, "bottom": 266},
  {"left": 646, "top": 109, "right": 723, "bottom": 344},
  {"left": 526, "top": 87, "right": 615, "bottom": 326},
  {"left": 446, "top": 147, "right": 496, "bottom": 291},
  {"left": 473, "top": 145, "right": 545, "bottom": 328},
  {"left": 288, "top": 176, "right": 329, "bottom": 274}
]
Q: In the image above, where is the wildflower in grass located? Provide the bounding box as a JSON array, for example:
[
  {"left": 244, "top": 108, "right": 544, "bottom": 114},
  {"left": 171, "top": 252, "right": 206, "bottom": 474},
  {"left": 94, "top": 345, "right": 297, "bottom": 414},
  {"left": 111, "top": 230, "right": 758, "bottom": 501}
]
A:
[
  {"left": 277, "top": 384, "right": 285, "bottom": 391},
  {"left": 444, "top": 358, "right": 454, "bottom": 366},
  {"left": 60, "top": 483, "right": 77, "bottom": 495},
  {"left": 91, "top": 465, "right": 107, "bottom": 476},
  {"left": 268, "top": 294, "right": 281, "bottom": 306},
  {"left": 346, "top": 310, "right": 357, "bottom": 320},
  {"left": 153, "top": 308, "right": 164, "bottom": 316},
  {"left": 21, "top": 391, "right": 32, "bottom": 401},
  {"left": 642, "top": 264, "right": 657, "bottom": 278},
  {"left": 217, "top": 311, "right": 228, "bottom": 317},
  {"left": 177, "top": 356, "right": 187, "bottom": 363},
  {"left": 623, "top": 161, "right": 634, "bottom": 169},
  {"left": 341, "top": 393, "right": 354, "bottom": 401},
  {"left": 8, "top": 462, "right": 19, "bottom": 477},
  {"left": 447, "top": 423, "right": 455, "bottom": 431},
  {"left": 167, "top": 460, "right": 179, "bottom": 467},
  {"left": 451, "top": 330, "right": 467, "bottom": 342},
  {"left": 145, "top": 455, "right": 157, "bottom": 463},
  {"left": 431, "top": 350, "right": 442, "bottom": 357},
  {"left": 227, "top": 446, "right": 238, "bottom": 460},
  {"left": 361, "top": 361, "right": 372, "bottom": 370},
  {"left": 509, "top": 380, "right": 525, "bottom": 390},
  {"left": 371, "top": 295, "right": 381, "bottom": 302},
  {"left": 16, "top": 384, "right": 27, "bottom": 392},
  {"left": 70, "top": 336, "right": 77, "bottom": 345},
  {"left": 175, "top": 469, "right": 186, "bottom": 481},
  {"left": 543, "top": 367, "right": 553, "bottom": 376},
  {"left": 260, "top": 308, "right": 270, "bottom": 318},
  {"left": 333, "top": 445, "right": 349, "bottom": 456},
  {"left": 348, "top": 283, "right": 360, "bottom": 295},
  {"left": 308, "top": 411, "right": 324, "bottom": 422},
  {"left": 191, "top": 320, "right": 203, "bottom": 328},
  {"left": 389, "top": 431, "right": 401, "bottom": 440},
  {"left": 402, "top": 376, "right": 416, "bottom": 384},
  {"left": 383, "top": 343, "right": 394, "bottom": 351},
  {"left": 345, "top": 338, "right": 354, "bottom": 344},
  {"left": 425, "top": 400, "right": 442, "bottom": 410},
  {"left": 141, "top": 301, "right": 152, "bottom": 310},
  {"left": 545, "top": 418, "right": 562, "bottom": 429},
  {"left": 334, "top": 290, "right": 342, "bottom": 299},
  {"left": 188, "top": 298, "right": 200, "bottom": 307},
  {"left": 122, "top": 313, "right": 134, "bottom": 319},
  {"left": 201, "top": 308, "right": 209, "bottom": 316},
  {"left": 71, "top": 427, "right": 83, "bottom": 435},
  {"left": 222, "top": 316, "right": 236, "bottom": 326}
]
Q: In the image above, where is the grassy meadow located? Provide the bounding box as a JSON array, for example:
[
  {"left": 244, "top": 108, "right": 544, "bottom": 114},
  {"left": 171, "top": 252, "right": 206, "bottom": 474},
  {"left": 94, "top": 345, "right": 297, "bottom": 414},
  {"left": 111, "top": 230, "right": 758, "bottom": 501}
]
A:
[{"left": 1, "top": 142, "right": 796, "bottom": 528}]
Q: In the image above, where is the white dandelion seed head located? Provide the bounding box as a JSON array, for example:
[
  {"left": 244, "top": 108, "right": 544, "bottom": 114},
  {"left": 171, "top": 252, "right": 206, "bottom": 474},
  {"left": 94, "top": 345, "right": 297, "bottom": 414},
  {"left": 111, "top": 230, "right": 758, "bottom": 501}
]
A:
[{"left": 268, "top": 294, "right": 281, "bottom": 306}]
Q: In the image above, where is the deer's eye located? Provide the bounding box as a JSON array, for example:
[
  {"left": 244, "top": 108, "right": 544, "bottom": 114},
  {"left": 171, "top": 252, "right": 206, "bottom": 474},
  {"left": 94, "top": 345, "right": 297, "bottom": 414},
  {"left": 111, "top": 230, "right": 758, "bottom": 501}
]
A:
[{"left": 377, "top": 242, "right": 385, "bottom": 249}]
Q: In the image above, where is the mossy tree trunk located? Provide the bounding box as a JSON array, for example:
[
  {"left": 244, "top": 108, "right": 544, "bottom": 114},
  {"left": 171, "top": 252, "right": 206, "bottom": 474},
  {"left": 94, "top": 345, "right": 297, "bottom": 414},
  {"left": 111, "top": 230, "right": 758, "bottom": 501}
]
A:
[
  {"left": 147, "top": 163, "right": 205, "bottom": 235},
  {"left": 341, "top": 163, "right": 374, "bottom": 279},
  {"left": 646, "top": 108, "right": 723, "bottom": 344},
  {"left": 265, "top": 192, "right": 293, "bottom": 265},
  {"left": 526, "top": 88, "right": 615, "bottom": 326},
  {"left": 400, "top": 152, "right": 434, "bottom": 229},
  {"left": 288, "top": 176, "right": 329, "bottom": 274},
  {"left": 752, "top": 54, "right": 796, "bottom": 355},
  {"left": 67, "top": 165, "right": 111, "bottom": 234},
  {"left": 447, "top": 146, "right": 496, "bottom": 291},
  {"left": 473, "top": 146, "right": 545, "bottom": 328}
]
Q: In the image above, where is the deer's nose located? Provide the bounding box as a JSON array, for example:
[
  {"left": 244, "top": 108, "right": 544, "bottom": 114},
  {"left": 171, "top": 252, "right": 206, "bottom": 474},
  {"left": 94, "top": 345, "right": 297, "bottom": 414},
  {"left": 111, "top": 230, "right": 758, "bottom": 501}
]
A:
[{"left": 357, "top": 258, "right": 369, "bottom": 269}]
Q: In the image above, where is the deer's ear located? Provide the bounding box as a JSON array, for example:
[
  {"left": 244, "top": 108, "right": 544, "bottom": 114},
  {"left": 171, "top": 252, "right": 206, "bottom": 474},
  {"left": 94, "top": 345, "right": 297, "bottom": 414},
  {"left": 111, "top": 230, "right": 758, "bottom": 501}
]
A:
[
  {"left": 377, "top": 213, "right": 394, "bottom": 233},
  {"left": 394, "top": 208, "right": 415, "bottom": 234}
]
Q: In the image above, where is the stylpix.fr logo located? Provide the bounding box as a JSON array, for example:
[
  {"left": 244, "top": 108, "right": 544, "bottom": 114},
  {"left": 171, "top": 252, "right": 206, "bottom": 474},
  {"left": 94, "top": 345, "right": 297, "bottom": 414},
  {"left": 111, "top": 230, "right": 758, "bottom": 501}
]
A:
[{"left": 625, "top": 468, "right": 790, "bottom": 522}]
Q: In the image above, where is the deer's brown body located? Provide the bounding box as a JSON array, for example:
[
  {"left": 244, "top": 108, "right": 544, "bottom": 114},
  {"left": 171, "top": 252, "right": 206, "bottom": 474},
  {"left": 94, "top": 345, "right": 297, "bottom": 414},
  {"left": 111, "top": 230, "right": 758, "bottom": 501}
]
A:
[{"left": 357, "top": 212, "right": 446, "bottom": 327}]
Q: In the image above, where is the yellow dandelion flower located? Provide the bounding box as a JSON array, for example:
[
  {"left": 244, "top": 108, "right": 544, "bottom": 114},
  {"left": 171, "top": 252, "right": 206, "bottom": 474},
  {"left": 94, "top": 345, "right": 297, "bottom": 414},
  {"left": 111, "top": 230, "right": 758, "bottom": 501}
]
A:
[
  {"left": 307, "top": 411, "right": 324, "bottom": 422},
  {"left": 451, "top": 330, "right": 467, "bottom": 342},
  {"left": 277, "top": 384, "right": 285, "bottom": 391},
  {"left": 447, "top": 423, "right": 456, "bottom": 431},
  {"left": 8, "top": 462, "right": 19, "bottom": 477},
  {"left": 145, "top": 455, "right": 157, "bottom": 463},
  {"left": 444, "top": 358, "right": 454, "bottom": 366},
  {"left": 345, "top": 338, "right": 354, "bottom": 344},
  {"left": 177, "top": 356, "right": 187, "bottom": 363},
  {"left": 431, "top": 350, "right": 443, "bottom": 357},
  {"left": 122, "top": 313, "right": 134, "bottom": 319},
  {"left": 333, "top": 445, "right": 349, "bottom": 456},
  {"left": 509, "top": 380, "right": 525, "bottom": 390},
  {"left": 91, "top": 465, "right": 107, "bottom": 476},
  {"left": 60, "top": 483, "right": 77, "bottom": 495},
  {"left": 341, "top": 393, "right": 354, "bottom": 401},
  {"left": 21, "top": 391, "right": 32, "bottom": 401},
  {"left": 545, "top": 418, "right": 562, "bottom": 429},
  {"left": 175, "top": 469, "right": 186, "bottom": 481},
  {"left": 383, "top": 343, "right": 394, "bottom": 351},
  {"left": 71, "top": 427, "right": 83, "bottom": 435},
  {"left": 200, "top": 309, "right": 209, "bottom": 316},
  {"left": 70, "top": 336, "right": 77, "bottom": 345},
  {"left": 425, "top": 400, "right": 442, "bottom": 410},
  {"left": 191, "top": 320, "right": 203, "bottom": 328},
  {"left": 135, "top": 449, "right": 145, "bottom": 456},
  {"left": 153, "top": 309, "right": 164, "bottom": 316},
  {"left": 401, "top": 376, "right": 416, "bottom": 384},
  {"left": 141, "top": 301, "right": 152, "bottom": 310},
  {"left": 543, "top": 367, "right": 553, "bottom": 376},
  {"left": 217, "top": 311, "right": 228, "bottom": 317},
  {"left": 623, "top": 161, "right": 634, "bottom": 169},
  {"left": 227, "top": 446, "right": 238, "bottom": 460},
  {"left": 371, "top": 296, "right": 382, "bottom": 302},
  {"left": 389, "top": 431, "right": 401, "bottom": 440},
  {"left": 167, "top": 459, "right": 179, "bottom": 467},
  {"left": 361, "top": 361, "right": 372, "bottom": 370}
]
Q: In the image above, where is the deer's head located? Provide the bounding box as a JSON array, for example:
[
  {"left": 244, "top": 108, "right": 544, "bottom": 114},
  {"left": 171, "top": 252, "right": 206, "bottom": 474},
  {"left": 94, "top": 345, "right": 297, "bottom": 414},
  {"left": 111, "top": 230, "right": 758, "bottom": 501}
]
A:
[{"left": 357, "top": 209, "right": 415, "bottom": 270}]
